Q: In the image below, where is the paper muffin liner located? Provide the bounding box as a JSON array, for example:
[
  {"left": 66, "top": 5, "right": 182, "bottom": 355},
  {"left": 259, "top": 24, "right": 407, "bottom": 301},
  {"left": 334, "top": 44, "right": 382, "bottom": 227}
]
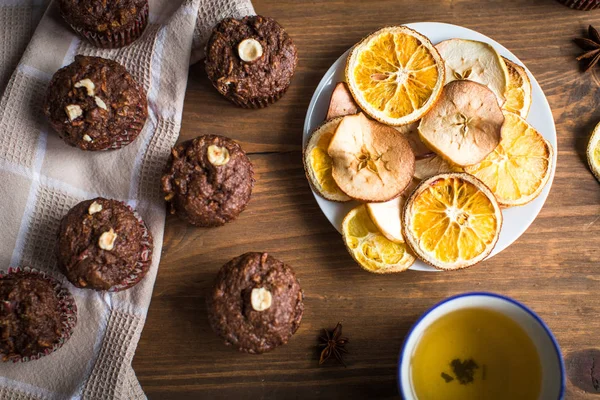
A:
[
  {"left": 0, "top": 267, "right": 77, "bottom": 363},
  {"left": 556, "top": 0, "right": 600, "bottom": 10},
  {"left": 55, "top": 118, "right": 146, "bottom": 152},
  {"left": 108, "top": 202, "right": 153, "bottom": 292},
  {"left": 227, "top": 85, "right": 289, "bottom": 109},
  {"left": 64, "top": 2, "right": 149, "bottom": 48},
  {"left": 104, "top": 118, "right": 147, "bottom": 151}
]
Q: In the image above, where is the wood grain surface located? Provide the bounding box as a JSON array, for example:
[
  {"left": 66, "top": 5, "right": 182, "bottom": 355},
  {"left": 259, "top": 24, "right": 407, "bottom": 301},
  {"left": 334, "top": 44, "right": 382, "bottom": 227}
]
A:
[{"left": 132, "top": 0, "right": 600, "bottom": 398}]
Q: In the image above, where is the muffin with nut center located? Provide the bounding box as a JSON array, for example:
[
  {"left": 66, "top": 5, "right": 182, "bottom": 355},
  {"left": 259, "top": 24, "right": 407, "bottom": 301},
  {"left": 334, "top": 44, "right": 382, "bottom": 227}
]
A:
[
  {"left": 59, "top": 0, "right": 149, "bottom": 48},
  {"left": 161, "top": 135, "right": 254, "bottom": 227},
  {"left": 56, "top": 197, "right": 152, "bottom": 291},
  {"left": 206, "top": 252, "right": 304, "bottom": 354},
  {"left": 205, "top": 15, "right": 298, "bottom": 108},
  {"left": 44, "top": 55, "right": 148, "bottom": 151}
]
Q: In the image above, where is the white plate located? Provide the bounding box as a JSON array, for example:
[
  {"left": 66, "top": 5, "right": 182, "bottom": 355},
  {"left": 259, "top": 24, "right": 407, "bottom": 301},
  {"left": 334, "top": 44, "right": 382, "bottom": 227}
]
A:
[{"left": 302, "top": 22, "right": 557, "bottom": 272}]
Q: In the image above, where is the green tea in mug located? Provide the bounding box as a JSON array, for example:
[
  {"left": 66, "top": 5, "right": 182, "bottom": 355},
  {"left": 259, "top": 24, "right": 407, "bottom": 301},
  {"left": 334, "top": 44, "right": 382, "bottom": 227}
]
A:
[{"left": 410, "top": 308, "right": 542, "bottom": 400}]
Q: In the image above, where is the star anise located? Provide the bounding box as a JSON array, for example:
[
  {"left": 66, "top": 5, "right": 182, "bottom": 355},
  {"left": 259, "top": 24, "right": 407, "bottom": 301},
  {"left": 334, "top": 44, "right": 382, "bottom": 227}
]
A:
[
  {"left": 575, "top": 25, "right": 600, "bottom": 72},
  {"left": 318, "top": 323, "right": 349, "bottom": 367}
]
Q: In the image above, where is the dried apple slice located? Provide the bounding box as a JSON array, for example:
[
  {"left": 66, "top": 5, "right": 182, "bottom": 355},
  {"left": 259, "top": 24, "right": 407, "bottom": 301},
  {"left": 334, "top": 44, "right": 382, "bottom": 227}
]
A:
[
  {"left": 328, "top": 113, "right": 415, "bottom": 202},
  {"left": 326, "top": 82, "right": 359, "bottom": 120},
  {"left": 418, "top": 80, "right": 504, "bottom": 167},
  {"left": 436, "top": 38, "right": 509, "bottom": 105},
  {"left": 366, "top": 196, "right": 406, "bottom": 243},
  {"left": 414, "top": 155, "right": 463, "bottom": 180},
  {"left": 395, "top": 121, "right": 434, "bottom": 159}
]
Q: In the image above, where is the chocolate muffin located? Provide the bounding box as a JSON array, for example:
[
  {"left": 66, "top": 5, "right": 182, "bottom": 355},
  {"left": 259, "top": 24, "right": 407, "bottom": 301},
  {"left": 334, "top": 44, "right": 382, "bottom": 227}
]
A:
[
  {"left": 206, "top": 252, "right": 304, "bottom": 354},
  {"left": 44, "top": 56, "right": 148, "bottom": 151},
  {"left": 556, "top": 0, "right": 600, "bottom": 9},
  {"left": 59, "top": 0, "right": 149, "bottom": 48},
  {"left": 0, "top": 268, "right": 77, "bottom": 362},
  {"left": 56, "top": 198, "right": 153, "bottom": 291},
  {"left": 205, "top": 15, "right": 298, "bottom": 108},
  {"left": 161, "top": 135, "right": 254, "bottom": 227}
]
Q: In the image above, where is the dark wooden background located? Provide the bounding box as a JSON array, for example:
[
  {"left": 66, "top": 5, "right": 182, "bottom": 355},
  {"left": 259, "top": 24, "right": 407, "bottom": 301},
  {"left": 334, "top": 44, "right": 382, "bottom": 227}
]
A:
[{"left": 132, "top": 0, "right": 600, "bottom": 398}]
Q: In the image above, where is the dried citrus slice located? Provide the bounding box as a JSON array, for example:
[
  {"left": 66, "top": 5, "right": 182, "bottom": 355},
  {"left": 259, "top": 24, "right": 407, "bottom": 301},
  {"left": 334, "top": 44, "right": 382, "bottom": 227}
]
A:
[
  {"left": 304, "top": 117, "right": 351, "bottom": 202},
  {"left": 346, "top": 26, "right": 445, "bottom": 126},
  {"left": 402, "top": 173, "right": 502, "bottom": 270},
  {"left": 587, "top": 121, "right": 600, "bottom": 183},
  {"left": 502, "top": 57, "right": 532, "bottom": 118},
  {"left": 327, "top": 82, "right": 359, "bottom": 120},
  {"left": 343, "top": 204, "right": 415, "bottom": 273},
  {"left": 328, "top": 113, "right": 415, "bottom": 202},
  {"left": 418, "top": 80, "right": 504, "bottom": 167},
  {"left": 366, "top": 196, "right": 406, "bottom": 243},
  {"left": 414, "top": 155, "right": 463, "bottom": 181},
  {"left": 465, "top": 112, "right": 554, "bottom": 207},
  {"left": 436, "top": 38, "right": 509, "bottom": 105}
]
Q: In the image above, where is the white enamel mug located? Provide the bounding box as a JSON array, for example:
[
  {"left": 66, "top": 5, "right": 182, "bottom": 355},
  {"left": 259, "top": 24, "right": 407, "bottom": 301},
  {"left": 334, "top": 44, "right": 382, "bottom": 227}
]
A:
[{"left": 398, "top": 292, "right": 565, "bottom": 400}]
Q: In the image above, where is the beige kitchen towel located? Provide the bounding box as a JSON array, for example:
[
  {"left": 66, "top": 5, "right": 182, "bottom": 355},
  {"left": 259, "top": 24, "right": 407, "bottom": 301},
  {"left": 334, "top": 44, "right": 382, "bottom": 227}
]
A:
[
  {"left": 0, "top": 0, "right": 254, "bottom": 399},
  {"left": 0, "top": 0, "right": 255, "bottom": 94},
  {"left": 0, "top": 0, "right": 50, "bottom": 94}
]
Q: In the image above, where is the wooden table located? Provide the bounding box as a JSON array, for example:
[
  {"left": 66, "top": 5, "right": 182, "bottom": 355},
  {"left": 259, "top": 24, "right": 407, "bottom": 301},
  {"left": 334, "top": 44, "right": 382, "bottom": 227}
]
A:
[{"left": 132, "top": 0, "right": 600, "bottom": 398}]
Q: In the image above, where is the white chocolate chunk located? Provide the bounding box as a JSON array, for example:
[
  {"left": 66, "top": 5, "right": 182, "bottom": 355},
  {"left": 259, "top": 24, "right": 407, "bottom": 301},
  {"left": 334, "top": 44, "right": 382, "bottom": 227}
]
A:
[
  {"left": 238, "top": 38, "right": 263, "bottom": 62},
  {"left": 95, "top": 96, "right": 108, "bottom": 110},
  {"left": 65, "top": 104, "right": 83, "bottom": 121},
  {"left": 98, "top": 228, "right": 117, "bottom": 251},
  {"left": 83, "top": 134, "right": 93, "bottom": 142},
  {"left": 74, "top": 79, "right": 95, "bottom": 96},
  {"left": 251, "top": 287, "right": 272, "bottom": 311},
  {"left": 207, "top": 145, "right": 230, "bottom": 166},
  {"left": 88, "top": 201, "right": 102, "bottom": 214}
]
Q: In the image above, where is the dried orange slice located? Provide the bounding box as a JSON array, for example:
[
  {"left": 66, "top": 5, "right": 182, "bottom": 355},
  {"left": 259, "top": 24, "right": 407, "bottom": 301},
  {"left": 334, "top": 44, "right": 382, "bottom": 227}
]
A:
[
  {"left": 346, "top": 26, "right": 445, "bottom": 126},
  {"left": 587, "top": 121, "right": 600, "bottom": 183},
  {"left": 304, "top": 117, "right": 351, "bottom": 202},
  {"left": 402, "top": 173, "right": 502, "bottom": 270},
  {"left": 343, "top": 204, "right": 415, "bottom": 273},
  {"left": 465, "top": 112, "right": 554, "bottom": 207},
  {"left": 328, "top": 113, "right": 415, "bottom": 202},
  {"left": 502, "top": 57, "right": 532, "bottom": 118}
]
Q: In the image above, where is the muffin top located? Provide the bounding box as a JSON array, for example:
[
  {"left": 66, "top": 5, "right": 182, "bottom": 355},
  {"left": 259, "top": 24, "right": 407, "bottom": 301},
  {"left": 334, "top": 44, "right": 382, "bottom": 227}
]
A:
[
  {"left": 206, "top": 252, "right": 304, "bottom": 354},
  {"left": 205, "top": 15, "right": 298, "bottom": 105},
  {"left": 44, "top": 55, "right": 148, "bottom": 151},
  {"left": 56, "top": 198, "right": 152, "bottom": 291},
  {"left": 0, "top": 272, "right": 64, "bottom": 361},
  {"left": 59, "top": 0, "right": 147, "bottom": 34},
  {"left": 161, "top": 135, "right": 254, "bottom": 227}
]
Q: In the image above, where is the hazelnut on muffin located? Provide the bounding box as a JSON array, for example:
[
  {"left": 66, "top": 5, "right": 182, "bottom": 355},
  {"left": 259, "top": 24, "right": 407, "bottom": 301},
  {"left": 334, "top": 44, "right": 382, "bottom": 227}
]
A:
[
  {"left": 56, "top": 198, "right": 153, "bottom": 292},
  {"left": 59, "top": 0, "right": 149, "bottom": 48},
  {"left": 161, "top": 135, "right": 254, "bottom": 227},
  {"left": 206, "top": 252, "right": 304, "bottom": 354},
  {"left": 0, "top": 268, "right": 77, "bottom": 362},
  {"left": 205, "top": 15, "right": 298, "bottom": 108},
  {"left": 44, "top": 56, "right": 148, "bottom": 151}
]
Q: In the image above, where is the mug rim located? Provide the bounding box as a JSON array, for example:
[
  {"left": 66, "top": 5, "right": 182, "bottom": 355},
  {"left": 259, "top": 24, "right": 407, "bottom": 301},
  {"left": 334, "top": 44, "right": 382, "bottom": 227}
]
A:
[{"left": 396, "top": 291, "right": 565, "bottom": 400}]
